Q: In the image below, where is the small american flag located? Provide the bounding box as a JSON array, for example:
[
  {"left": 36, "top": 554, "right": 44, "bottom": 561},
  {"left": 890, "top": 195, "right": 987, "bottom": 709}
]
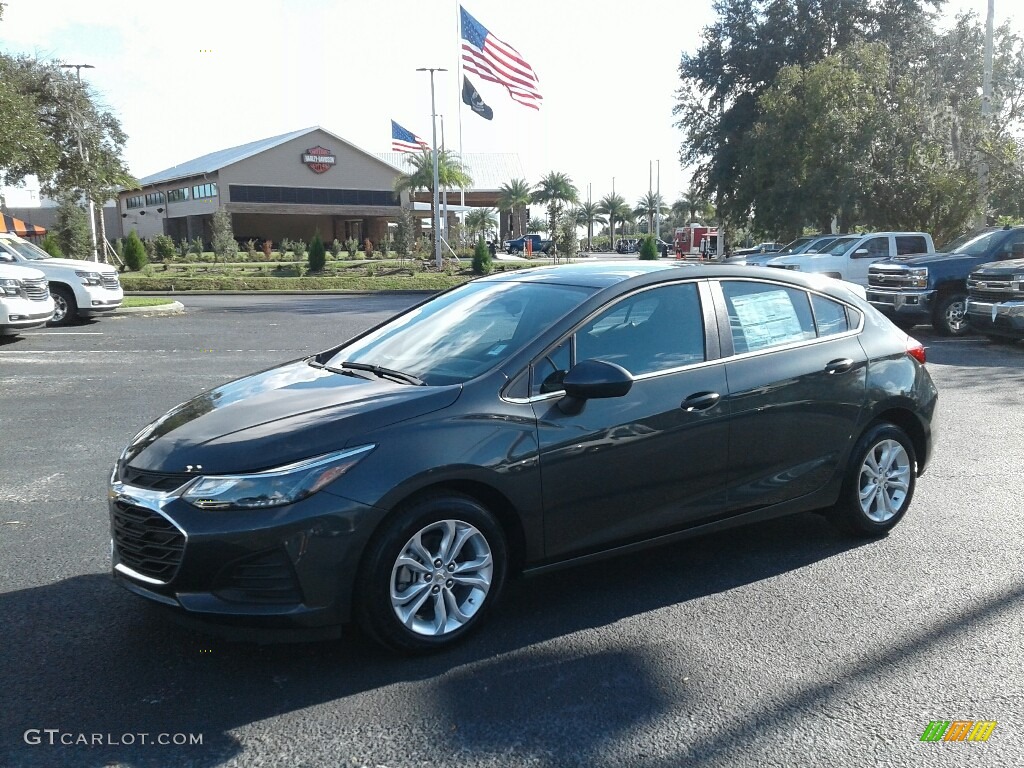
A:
[
  {"left": 391, "top": 120, "right": 429, "bottom": 153},
  {"left": 460, "top": 6, "right": 542, "bottom": 111}
]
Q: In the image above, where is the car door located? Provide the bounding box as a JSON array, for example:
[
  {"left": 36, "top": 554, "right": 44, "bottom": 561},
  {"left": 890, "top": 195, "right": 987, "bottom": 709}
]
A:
[
  {"left": 847, "top": 235, "right": 892, "bottom": 285},
  {"left": 532, "top": 280, "right": 731, "bottom": 560},
  {"left": 712, "top": 278, "right": 868, "bottom": 511}
]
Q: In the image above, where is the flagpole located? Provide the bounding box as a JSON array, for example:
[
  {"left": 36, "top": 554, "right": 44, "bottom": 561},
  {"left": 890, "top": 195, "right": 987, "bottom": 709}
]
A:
[
  {"left": 417, "top": 67, "right": 447, "bottom": 269},
  {"left": 456, "top": 0, "right": 466, "bottom": 213},
  {"left": 441, "top": 114, "right": 449, "bottom": 246}
]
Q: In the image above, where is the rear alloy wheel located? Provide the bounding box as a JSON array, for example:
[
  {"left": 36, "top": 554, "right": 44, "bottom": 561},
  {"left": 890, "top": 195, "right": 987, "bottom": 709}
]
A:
[
  {"left": 356, "top": 493, "right": 507, "bottom": 654},
  {"left": 48, "top": 285, "right": 78, "bottom": 327},
  {"left": 932, "top": 293, "right": 969, "bottom": 336},
  {"left": 831, "top": 423, "right": 916, "bottom": 537}
]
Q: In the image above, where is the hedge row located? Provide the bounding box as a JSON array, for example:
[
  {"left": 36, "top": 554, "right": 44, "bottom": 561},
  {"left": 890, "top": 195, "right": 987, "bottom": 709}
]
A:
[{"left": 119, "top": 275, "right": 470, "bottom": 292}]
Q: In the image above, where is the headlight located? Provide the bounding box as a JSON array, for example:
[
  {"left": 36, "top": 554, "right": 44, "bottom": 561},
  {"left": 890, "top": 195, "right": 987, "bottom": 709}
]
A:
[
  {"left": 75, "top": 270, "right": 103, "bottom": 286},
  {"left": 908, "top": 267, "right": 929, "bottom": 288},
  {"left": 1013, "top": 274, "right": 1024, "bottom": 290},
  {"left": 0, "top": 277, "right": 22, "bottom": 296},
  {"left": 775, "top": 264, "right": 801, "bottom": 271},
  {"left": 180, "top": 445, "right": 375, "bottom": 510}
]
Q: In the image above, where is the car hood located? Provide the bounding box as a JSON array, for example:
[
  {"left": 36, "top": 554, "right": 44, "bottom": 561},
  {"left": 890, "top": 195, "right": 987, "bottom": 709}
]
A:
[
  {"left": 971, "top": 257, "right": 1024, "bottom": 276},
  {"left": 121, "top": 359, "right": 462, "bottom": 474},
  {"left": 872, "top": 252, "right": 971, "bottom": 268},
  {"left": 0, "top": 263, "right": 45, "bottom": 280},
  {"left": 30, "top": 257, "right": 119, "bottom": 275}
]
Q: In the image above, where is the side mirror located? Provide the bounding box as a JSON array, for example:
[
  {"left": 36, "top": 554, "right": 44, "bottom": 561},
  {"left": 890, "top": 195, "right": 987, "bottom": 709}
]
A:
[
  {"left": 853, "top": 248, "right": 870, "bottom": 257},
  {"left": 558, "top": 359, "right": 633, "bottom": 414}
]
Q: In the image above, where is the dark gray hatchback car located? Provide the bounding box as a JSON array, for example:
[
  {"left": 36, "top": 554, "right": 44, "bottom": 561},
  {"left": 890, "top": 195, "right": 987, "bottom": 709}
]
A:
[{"left": 109, "top": 263, "right": 937, "bottom": 653}]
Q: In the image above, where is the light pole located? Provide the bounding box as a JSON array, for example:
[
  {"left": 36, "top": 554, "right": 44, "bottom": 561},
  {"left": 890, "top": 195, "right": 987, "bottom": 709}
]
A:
[
  {"left": 61, "top": 63, "right": 99, "bottom": 262},
  {"left": 977, "top": 0, "right": 995, "bottom": 228},
  {"left": 656, "top": 160, "right": 661, "bottom": 240},
  {"left": 416, "top": 67, "right": 446, "bottom": 269}
]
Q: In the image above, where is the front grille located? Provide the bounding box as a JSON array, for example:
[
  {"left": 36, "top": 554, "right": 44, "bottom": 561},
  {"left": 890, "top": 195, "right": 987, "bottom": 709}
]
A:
[
  {"left": 969, "top": 289, "right": 1023, "bottom": 303},
  {"left": 112, "top": 502, "right": 185, "bottom": 583},
  {"left": 213, "top": 550, "right": 302, "bottom": 604},
  {"left": 120, "top": 465, "right": 192, "bottom": 492},
  {"left": 968, "top": 274, "right": 1012, "bottom": 286},
  {"left": 101, "top": 273, "right": 120, "bottom": 290},
  {"left": 868, "top": 270, "right": 909, "bottom": 288},
  {"left": 22, "top": 277, "right": 50, "bottom": 301}
]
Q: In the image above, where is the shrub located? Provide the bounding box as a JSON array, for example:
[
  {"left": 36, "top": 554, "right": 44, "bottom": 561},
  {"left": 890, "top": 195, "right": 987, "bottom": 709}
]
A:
[
  {"left": 364, "top": 238, "right": 374, "bottom": 259},
  {"left": 153, "top": 234, "right": 176, "bottom": 261},
  {"left": 308, "top": 233, "right": 327, "bottom": 273},
  {"left": 176, "top": 238, "right": 189, "bottom": 258},
  {"left": 40, "top": 233, "right": 63, "bottom": 258},
  {"left": 211, "top": 209, "right": 237, "bottom": 261},
  {"left": 246, "top": 239, "right": 258, "bottom": 260},
  {"left": 114, "top": 238, "right": 124, "bottom": 260},
  {"left": 123, "top": 230, "right": 148, "bottom": 271},
  {"left": 292, "top": 239, "right": 307, "bottom": 259},
  {"left": 345, "top": 238, "right": 359, "bottom": 258},
  {"left": 190, "top": 237, "right": 204, "bottom": 257},
  {"left": 262, "top": 240, "right": 273, "bottom": 260},
  {"left": 471, "top": 237, "right": 492, "bottom": 275},
  {"left": 143, "top": 238, "right": 157, "bottom": 262},
  {"left": 279, "top": 237, "right": 291, "bottom": 259},
  {"left": 330, "top": 238, "right": 342, "bottom": 258},
  {"left": 638, "top": 235, "right": 658, "bottom": 260}
]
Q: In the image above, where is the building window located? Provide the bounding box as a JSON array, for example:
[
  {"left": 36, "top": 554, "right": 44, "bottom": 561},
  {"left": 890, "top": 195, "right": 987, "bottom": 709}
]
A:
[
  {"left": 192, "top": 183, "right": 218, "bottom": 199},
  {"left": 228, "top": 185, "right": 397, "bottom": 207},
  {"left": 144, "top": 192, "right": 165, "bottom": 206},
  {"left": 167, "top": 187, "right": 190, "bottom": 203},
  {"left": 126, "top": 195, "right": 143, "bottom": 209}
]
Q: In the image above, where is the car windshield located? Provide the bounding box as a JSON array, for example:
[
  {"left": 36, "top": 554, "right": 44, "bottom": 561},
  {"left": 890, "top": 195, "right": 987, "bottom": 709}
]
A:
[
  {"left": 323, "top": 279, "right": 593, "bottom": 386},
  {"left": 0, "top": 238, "right": 50, "bottom": 261},
  {"left": 938, "top": 229, "right": 1002, "bottom": 256},
  {"left": 820, "top": 237, "right": 859, "bottom": 256},
  {"left": 776, "top": 237, "right": 814, "bottom": 255}
]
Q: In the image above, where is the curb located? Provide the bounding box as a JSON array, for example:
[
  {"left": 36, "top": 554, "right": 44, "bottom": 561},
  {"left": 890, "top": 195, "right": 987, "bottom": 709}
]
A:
[{"left": 112, "top": 301, "right": 186, "bottom": 317}]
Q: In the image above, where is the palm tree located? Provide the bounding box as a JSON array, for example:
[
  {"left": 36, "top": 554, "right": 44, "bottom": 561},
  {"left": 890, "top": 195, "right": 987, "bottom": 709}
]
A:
[
  {"left": 497, "top": 178, "right": 532, "bottom": 240},
  {"left": 573, "top": 202, "right": 606, "bottom": 251},
  {"left": 464, "top": 207, "right": 498, "bottom": 241},
  {"left": 532, "top": 172, "right": 579, "bottom": 245},
  {"left": 393, "top": 150, "right": 473, "bottom": 241},
  {"left": 635, "top": 192, "right": 667, "bottom": 236},
  {"left": 597, "top": 193, "right": 629, "bottom": 248}
]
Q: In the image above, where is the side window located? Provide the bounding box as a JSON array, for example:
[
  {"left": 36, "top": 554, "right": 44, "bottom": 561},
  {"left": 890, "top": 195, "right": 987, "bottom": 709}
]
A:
[
  {"left": 574, "top": 283, "right": 705, "bottom": 376},
  {"left": 857, "top": 237, "right": 889, "bottom": 258},
  {"left": 531, "top": 338, "right": 571, "bottom": 396},
  {"left": 896, "top": 236, "right": 928, "bottom": 255},
  {"left": 811, "top": 294, "right": 850, "bottom": 337},
  {"left": 999, "top": 230, "right": 1024, "bottom": 259},
  {"left": 721, "top": 281, "right": 816, "bottom": 353}
]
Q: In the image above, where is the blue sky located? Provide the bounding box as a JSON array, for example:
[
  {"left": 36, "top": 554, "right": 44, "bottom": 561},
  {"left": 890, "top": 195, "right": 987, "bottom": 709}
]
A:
[{"left": 0, "top": 0, "right": 1004, "bottom": 208}]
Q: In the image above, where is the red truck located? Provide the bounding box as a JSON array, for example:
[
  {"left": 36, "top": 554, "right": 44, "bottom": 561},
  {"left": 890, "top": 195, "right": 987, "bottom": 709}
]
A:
[{"left": 674, "top": 225, "right": 718, "bottom": 258}]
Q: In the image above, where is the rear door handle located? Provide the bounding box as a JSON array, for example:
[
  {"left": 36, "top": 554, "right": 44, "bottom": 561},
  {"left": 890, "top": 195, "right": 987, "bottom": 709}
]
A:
[
  {"left": 681, "top": 392, "right": 721, "bottom": 412},
  {"left": 825, "top": 358, "right": 854, "bottom": 375}
]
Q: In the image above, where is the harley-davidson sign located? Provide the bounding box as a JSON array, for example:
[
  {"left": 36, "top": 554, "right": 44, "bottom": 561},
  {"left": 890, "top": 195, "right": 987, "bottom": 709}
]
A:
[{"left": 302, "top": 146, "right": 336, "bottom": 174}]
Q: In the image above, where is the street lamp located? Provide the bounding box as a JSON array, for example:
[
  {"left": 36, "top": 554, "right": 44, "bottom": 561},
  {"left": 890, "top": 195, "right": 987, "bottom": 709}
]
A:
[
  {"left": 60, "top": 63, "right": 99, "bottom": 262},
  {"left": 416, "top": 67, "right": 447, "bottom": 269}
]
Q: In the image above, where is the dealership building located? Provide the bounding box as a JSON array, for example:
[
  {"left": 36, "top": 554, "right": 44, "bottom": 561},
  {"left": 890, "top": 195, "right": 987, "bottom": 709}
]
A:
[{"left": 118, "top": 126, "right": 525, "bottom": 247}]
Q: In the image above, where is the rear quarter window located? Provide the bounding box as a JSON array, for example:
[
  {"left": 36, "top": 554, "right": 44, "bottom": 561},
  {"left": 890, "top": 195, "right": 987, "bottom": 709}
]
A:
[{"left": 896, "top": 236, "right": 928, "bottom": 255}]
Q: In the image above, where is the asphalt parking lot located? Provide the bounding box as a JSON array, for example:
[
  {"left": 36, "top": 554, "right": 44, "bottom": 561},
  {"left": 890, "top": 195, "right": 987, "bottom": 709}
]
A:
[{"left": 1, "top": 294, "right": 1022, "bottom": 768}]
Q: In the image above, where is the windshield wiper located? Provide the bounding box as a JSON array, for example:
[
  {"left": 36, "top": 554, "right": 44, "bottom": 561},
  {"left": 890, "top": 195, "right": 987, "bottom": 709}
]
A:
[{"left": 332, "top": 361, "right": 425, "bottom": 386}]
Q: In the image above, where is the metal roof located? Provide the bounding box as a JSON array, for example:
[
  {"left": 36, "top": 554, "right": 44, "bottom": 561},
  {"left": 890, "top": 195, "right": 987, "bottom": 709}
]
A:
[{"left": 374, "top": 152, "right": 525, "bottom": 192}]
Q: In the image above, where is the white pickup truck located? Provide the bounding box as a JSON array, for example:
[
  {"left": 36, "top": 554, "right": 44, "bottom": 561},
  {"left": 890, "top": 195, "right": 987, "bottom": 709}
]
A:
[
  {"left": 0, "top": 262, "right": 54, "bottom": 335},
  {"left": 0, "top": 233, "right": 122, "bottom": 326},
  {"left": 766, "top": 232, "right": 934, "bottom": 286}
]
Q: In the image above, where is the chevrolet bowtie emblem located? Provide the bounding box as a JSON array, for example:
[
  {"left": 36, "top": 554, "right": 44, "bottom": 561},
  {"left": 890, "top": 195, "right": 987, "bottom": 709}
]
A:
[{"left": 185, "top": 464, "right": 203, "bottom": 473}]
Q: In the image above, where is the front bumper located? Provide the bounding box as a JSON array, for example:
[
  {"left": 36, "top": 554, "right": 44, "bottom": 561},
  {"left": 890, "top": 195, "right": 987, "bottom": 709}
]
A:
[
  {"left": 866, "top": 288, "right": 935, "bottom": 320},
  {"left": 80, "top": 286, "right": 123, "bottom": 316},
  {"left": 965, "top": 298, "right": 1024, "bottom": 338},
  {"left": 108, "top": 477, "right": 382, "bottom": 630},
  {"left": 0, "top": 308, "right": 54, "bottom": 334}
]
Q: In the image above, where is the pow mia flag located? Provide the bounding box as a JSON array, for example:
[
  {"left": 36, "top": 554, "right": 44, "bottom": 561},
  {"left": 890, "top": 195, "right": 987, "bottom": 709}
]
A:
[{"left": 462, "top": 75, "right": 494, "bottom": 120}]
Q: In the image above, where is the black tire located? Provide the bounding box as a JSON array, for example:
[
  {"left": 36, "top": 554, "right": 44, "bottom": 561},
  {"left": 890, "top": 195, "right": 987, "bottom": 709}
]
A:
[
  {"left": 355, "top": 492, "right": 507, "bottom": 654},
  {"left": 48, "top": 284, "right": 78, "bottom": 327},
  {"left": 932, "top": 293, "right": 969, "bottom": 336},
  {"left": 830, "top": 423, "right": 916, "bottom": 537}
]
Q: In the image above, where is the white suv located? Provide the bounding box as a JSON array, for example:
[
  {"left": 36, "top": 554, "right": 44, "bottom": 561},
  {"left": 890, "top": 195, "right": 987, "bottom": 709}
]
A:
[
  {"left": 0, "top": 262, "right": 55, "bottom": 336},
  {"left": 766, "top": 232, "right": 934, "bottom": 286},
  {"left": 0, "top": 233, "right": 123, "bottom": 326}
]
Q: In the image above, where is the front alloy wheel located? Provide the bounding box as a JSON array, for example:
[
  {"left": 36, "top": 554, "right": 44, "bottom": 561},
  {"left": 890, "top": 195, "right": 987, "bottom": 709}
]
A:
[
  {"left": 831, "top": 423, "right": 917, "bottom": 536},
  {"left": 933, "top": 293, "right": 968, "bottom": 336},
  {"left": 357, "top": 493, "right": 507, "bottom": 654}
]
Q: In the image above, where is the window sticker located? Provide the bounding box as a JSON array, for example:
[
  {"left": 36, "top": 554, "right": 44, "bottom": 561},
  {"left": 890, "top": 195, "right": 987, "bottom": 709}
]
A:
[{"left": 731, "top": 290, "right": 804, "bottom": 350}]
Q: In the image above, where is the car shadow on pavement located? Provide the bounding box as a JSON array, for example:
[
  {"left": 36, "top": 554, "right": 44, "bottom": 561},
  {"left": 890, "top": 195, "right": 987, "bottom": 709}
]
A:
[{"left": 0, "top": 512, "right": 874, "bottom": 768}]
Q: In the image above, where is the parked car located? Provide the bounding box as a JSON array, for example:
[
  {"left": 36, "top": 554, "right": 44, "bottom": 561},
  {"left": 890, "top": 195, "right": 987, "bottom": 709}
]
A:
[
  {"left": 615, "top": 238, "right": 640, "bottom": 254},
  {"left": 505, "top": 234, "right": 553, "bottom": 255},
  {"left": 868, "top": 225, "right": 1024, "bottom": 336},
  {"left": 0, "top": 233, "right": 123, "bottom": 326},
  {"left": 726, "top": 234, "right": 838, "bottom": 266},
  {"left": 732, "top": 242, "right": 784, "bottom": 257},
  {"left": 0, "top": 262, "right": 54, "bottom": 336},
  {"left": 965, "top": 240, "right": 1024, "bottom": 341},
  {"left": 767, "top": 232, "right": 934, "bottom": 286},
  {"left": 109, "top": 263, "right": 937, "bottom": 653}
]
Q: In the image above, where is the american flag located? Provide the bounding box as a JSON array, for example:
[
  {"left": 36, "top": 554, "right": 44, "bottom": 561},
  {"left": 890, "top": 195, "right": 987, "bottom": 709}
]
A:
[
  {"left": 460, "top": 6, "right": 542, "bottom": 110},
  {"left": 391, "top": 120, "right": 429, "bottom": 153}
]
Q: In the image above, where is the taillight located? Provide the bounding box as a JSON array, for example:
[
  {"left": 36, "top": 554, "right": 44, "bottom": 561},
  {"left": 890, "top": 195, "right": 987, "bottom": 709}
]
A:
[{"left": 907, "top": 338, "right": 926, "bottom": 364}]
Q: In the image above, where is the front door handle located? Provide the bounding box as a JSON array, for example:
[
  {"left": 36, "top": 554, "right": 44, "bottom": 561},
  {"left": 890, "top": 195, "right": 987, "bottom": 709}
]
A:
[
  {"left": 681, "top": 392, "right": 721, "bottom": 412},
  {"left": 825, "top": 358, "right": 855, "bottom": 375}
]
